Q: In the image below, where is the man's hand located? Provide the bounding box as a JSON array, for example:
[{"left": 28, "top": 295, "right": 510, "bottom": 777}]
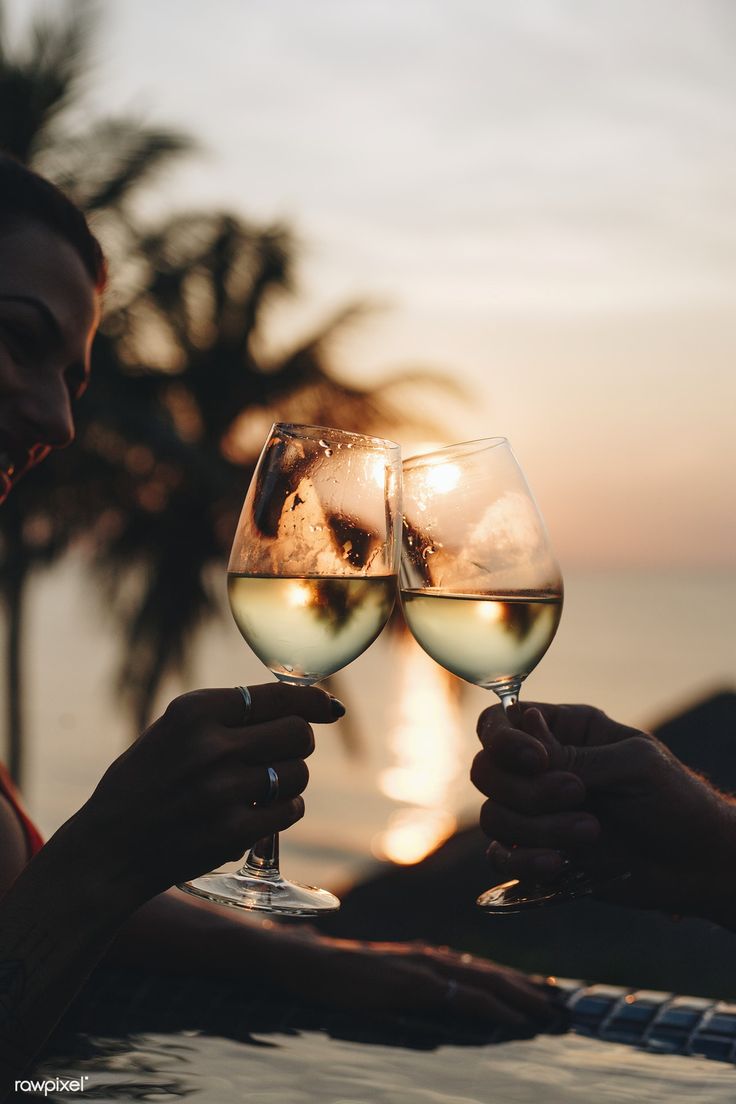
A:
[{"left": 471, "top": 702, "right": 736, "bottom": 924}]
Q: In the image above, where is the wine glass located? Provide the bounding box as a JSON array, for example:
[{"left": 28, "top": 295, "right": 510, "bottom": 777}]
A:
[
  {"left": 181, "top": 423, "right": 401, "bottom": 915},
  {"left": 399, "top": 436, "right": 589, "bottom": 911}
]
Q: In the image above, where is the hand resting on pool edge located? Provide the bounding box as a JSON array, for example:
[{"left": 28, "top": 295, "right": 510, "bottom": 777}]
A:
[{"left": 108, "top": 895, "right": 560, "bottom": 1032}]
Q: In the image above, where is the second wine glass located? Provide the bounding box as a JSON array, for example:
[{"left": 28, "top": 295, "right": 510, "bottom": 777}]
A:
[
  {"left": 399, "top": 437, "right": 586, "bottom": 911},
  {"left": 180, "top": 423, "right": 401, "bottom": 916}
]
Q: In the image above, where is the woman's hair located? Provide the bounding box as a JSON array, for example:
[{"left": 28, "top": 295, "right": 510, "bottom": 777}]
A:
[{"left": 0, "top": 152, "right": 107, "bottom": 290}]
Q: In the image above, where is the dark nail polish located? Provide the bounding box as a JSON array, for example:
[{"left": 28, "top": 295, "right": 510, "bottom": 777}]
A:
[{"left": 329, "top": 695, "right": 346, "bottom": 718}]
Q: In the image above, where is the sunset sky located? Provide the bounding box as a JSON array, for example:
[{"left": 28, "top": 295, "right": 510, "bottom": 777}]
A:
[{"left": 9, "top": 0, "right": 736, "bottom": 568}]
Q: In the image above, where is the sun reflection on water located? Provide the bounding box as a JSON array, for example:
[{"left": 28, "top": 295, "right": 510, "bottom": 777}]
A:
[
  {"left": 373, "top": 635, "right": 463, "bottom": 865},
  {"left": 373, "top": 807, "right": 457, "bottom": 866}
]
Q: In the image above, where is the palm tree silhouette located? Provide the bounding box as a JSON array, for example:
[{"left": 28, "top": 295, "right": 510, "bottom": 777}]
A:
[{"left": 0, "top": 2, "right": 455, "bottom": 782}]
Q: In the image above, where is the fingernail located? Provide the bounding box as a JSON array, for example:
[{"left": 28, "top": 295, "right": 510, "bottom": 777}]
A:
[
  {"left": 572, "top": 816, "right": 599, "bottom": 844},
  {"left": 487, "top": 841, "right": 511, "bottom": 866},
  {"left": 532, "top": 853, "right": 562, "bottom": 878},
  {"left": 329, "top": 695, "right": 346, "bottom": 718}
]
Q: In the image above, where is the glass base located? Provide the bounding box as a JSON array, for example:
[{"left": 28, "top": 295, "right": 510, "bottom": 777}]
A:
[
  {"left": 178, "top": 871, "right": 341, "bottom": 916},
  {"left": 273, "top": 670, "right": 317, "bottom": 687},
  {"left": 477, "top": 869, "right": 597, "bottom": 912}
]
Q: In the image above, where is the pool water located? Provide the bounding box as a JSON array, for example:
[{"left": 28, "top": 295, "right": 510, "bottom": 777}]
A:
[
  {"left": 31, "top": 975, "right": 736, "bottom": 1102},
  {"left": 33, "top": 1029, "right": 736, "bottom": 1104}
]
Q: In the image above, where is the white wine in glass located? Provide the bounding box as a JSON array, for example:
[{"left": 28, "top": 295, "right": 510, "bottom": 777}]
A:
[
  {"left": 227, "top": 575, "right": 396, "bottom": 686},
  {"left": 399, "top": 437, "right": 587, "bottom": 911},
  {"left": 399, "top": 592, "right": 562, "bottom": 694},
  {"left": 180, "top": 423, "right": 401, "bottom": 916}
]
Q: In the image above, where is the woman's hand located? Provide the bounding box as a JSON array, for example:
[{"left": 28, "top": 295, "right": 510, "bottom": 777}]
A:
[
  {"left": 65, "top": 684, "right": 343, "bottom": 908},
  {"left": 252, "top": 927, "right": 560, "bottom": 1030},
  {"left": 313, "top": 940, "right": 560, "bottom": 1029},
  {"left": 471, "top": 702, "right": 736, "bottom": 923}
]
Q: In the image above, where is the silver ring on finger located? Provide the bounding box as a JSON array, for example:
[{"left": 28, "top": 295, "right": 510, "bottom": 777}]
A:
[
  {"left": 236, "top": 685, "right": 252, "bottom": 719},
  {"left": 263, "top": 766, "right": 280, "bottom": 805}
]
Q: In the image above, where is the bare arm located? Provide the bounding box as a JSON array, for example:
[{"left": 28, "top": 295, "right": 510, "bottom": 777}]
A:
[
  {"left": 0, "top": 794, "right": 29, "bottom": 896},
  {"left": 0, "top": 835, "right": 556, "bottom": 1097},
  {"left": 107, "top": 886, "right": 559, "bottom": 1029},
  {"left": 0, "top": 809, "right": 138, "bottom": 1095},
  {"left": 107, "top": 887, "right": 267, "bottom": 976}
]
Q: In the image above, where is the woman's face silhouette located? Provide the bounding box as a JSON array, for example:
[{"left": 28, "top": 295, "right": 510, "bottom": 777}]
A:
[{"left": 0, "top": 217, "right": 99, "bottom": 503}]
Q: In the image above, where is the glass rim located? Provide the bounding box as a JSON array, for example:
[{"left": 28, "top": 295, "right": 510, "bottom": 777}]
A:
[
  {"left": 271, "top": 422, "right": 401, "bottom": 453},
  {"left": 403, "top": 435, "right": 509, "bottom": 469}
]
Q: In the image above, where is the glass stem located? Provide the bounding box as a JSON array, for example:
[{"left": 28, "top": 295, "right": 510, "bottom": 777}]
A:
[
  {"left": 240, "top": 833, "right": 280, "bottom": 879},
  {"left": 497, "top": 679, "right": 521, "bottom": 714}
]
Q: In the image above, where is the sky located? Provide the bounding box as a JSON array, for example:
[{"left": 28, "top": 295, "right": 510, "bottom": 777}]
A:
[{"left": 8, "top": 0, "right": 736, "bottom": 567}]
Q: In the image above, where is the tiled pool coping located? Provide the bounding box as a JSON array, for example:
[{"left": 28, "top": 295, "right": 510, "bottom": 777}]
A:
[{"left": 558, "top": 979, "right": 736, "bottom": 1062}]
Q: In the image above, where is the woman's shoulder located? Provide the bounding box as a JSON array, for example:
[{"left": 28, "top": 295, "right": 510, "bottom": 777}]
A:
[
  {"left": 0, "top": 762, "right": 45, "bottom": 874},
  {"left": 0, "top": 788, "right": 31, "bottom": 891}
]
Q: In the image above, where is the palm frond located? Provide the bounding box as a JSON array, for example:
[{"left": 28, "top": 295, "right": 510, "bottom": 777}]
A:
[
  {"left": 0, "top": 3, "right": 6, "bottom": 70},
  {"left": 266, "top": 302, "right": 377, "bottom": 377},
  {"left": 100, "top": 531, "right": 220, "bottom": 731},
  {"left": 229, "top": 224, "right": 294, "bottom": 350},
  {"left": 25, "top": 0, "right": 93, "bottom": 90},
  {"left": 0, "top": 1, "right": 94, "bottom": 162},
  {"left": 37, "top": 119, "right": 193, "bottom": 210}
]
